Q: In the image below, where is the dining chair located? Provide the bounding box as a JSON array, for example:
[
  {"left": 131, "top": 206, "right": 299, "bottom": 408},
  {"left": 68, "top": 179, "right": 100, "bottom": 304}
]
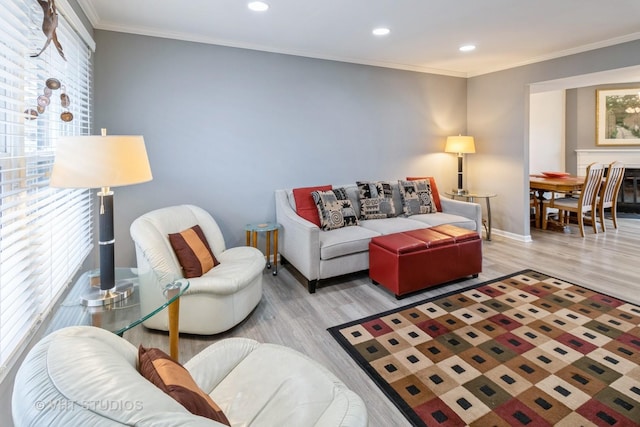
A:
[
  {"left": 529, "top": 191, "right": 539, "bottom": 227},
  {"left": 542, "top": 162, "right": 605, "bottom": 237},
  {"left": 598, "top": 161, "right": 625, "bottom": 231},
  {"left": 530, "top": 191, "right": 552, "bottom": 229}
]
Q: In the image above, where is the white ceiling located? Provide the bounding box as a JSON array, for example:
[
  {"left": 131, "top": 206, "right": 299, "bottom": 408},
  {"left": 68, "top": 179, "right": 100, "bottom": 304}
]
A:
[{"left": 77, "top": 0, "right": 640, "bottom": 77}]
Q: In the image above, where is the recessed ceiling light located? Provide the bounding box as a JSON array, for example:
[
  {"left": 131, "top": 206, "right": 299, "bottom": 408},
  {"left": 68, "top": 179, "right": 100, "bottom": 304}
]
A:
[
  {"left": 248, "top": 1, "right": 269, "bottom": 12},
  {"left": 459, "top": 44, "right": 476, "bottom": 52},
  {"left": 372, "top": 27, "right": 390, "bottom": 36}
]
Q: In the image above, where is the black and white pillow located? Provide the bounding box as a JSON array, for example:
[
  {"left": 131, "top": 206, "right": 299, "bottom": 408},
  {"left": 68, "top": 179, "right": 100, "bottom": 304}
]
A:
[
  {"left": 356, "top": 181, "right": 396, "bottom": 219},
  {"left": 311, "top": 188, "right": 360, "bottom": 231},
  {"left": 398, "top": 179, "right": 437, "bottom": 215}
]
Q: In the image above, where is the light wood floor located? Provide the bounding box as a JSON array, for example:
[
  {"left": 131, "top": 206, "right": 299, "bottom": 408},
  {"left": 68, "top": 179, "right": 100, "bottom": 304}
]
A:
[{"left": 125, "top": 217, "right": 640, "bottom": 427}]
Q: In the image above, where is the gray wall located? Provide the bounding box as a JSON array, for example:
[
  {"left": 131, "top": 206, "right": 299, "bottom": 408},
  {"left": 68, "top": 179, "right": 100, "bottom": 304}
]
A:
[
  {"left": 467, "top": 39, "right": 640, "bottom": 239},
  {"left": 93, "top": 31, "right": 468, "bottom": 267},
  {"left": 94, "top": 30, "right": 640, "bottom": 264}
]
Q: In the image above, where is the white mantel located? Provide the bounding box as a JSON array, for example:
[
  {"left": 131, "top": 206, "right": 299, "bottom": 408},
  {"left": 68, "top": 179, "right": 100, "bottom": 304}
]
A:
[{"left": 576, "top": 149, "right": 640, "bottom": 174}]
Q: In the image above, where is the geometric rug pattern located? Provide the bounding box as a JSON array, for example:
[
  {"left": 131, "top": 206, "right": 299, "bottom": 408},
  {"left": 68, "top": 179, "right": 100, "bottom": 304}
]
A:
[{"left": 328, "top": 270, "right": 640, "bottom": 426}]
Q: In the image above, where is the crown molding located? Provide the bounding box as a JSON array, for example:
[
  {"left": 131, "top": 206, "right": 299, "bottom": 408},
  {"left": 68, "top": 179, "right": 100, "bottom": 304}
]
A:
[
  {"left": 468, "top": 32, "right": 640, "bottom": 78},
  {"left": 92, "top": 21, "right": 469, "bottom": 78},
  {"left": 76, "top": 0, "right": 100, "bottom": 28},
  {"left": 83, "top": 9, "right": 640, "bottom": 79}
]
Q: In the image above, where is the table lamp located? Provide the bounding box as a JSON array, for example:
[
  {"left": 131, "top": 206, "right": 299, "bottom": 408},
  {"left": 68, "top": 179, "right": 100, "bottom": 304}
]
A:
[
  {"left": 50, "top": 129, "right": 152, "bottom": 306},
  {"left": 444, "top": 135, "right": 475, "bottom": 195}
]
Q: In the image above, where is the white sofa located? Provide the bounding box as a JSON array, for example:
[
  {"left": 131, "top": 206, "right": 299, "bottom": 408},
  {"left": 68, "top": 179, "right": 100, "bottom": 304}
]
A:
[
  {"left": 12, "top": 326, "right": 368, "bottom": 426},
  {"left": 130, "top": 205, "right": 264, "bottom": 335},
  {"left": 275, "top": 182, "right": 482, "bottom": 292}
]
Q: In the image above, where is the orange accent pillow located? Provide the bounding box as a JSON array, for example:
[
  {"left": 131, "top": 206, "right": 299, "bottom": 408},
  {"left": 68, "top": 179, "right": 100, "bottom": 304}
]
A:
[
  {"left": 138, "top": 346, "right": 230, "bottom": 425},
  {"left": 168, "top": 225, "right": 219, "bottom": 278},
  {"left": 292, "top": 185, "right": 332, "bottom": 227},
  {"left": 406, "top": 177, "right": 442, "bottom": 212}
]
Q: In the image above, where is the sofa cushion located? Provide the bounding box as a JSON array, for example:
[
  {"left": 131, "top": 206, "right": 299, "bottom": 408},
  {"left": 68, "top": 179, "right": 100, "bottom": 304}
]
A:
[
  {"left": 359, "top": 217, "right": 427, "bottom": 235},
  {"left": 292, "top": 185, "right": 332, "bottom": 226},
  {"left": 398, "top": 179, "right": 437, "bottom": 215},
  {"left": 319, "top": 226, "right": 380, "bottom": 260},
  {"left": 356, "top": 181, "right": 397, "bottom": 219},
  {"left": 406, "top": 176, "right": 442, "bottom": 211},
  {"left": 408, "top": 212, "right": 477, "bottom": 231},
  {"left": 168, "top": 224, "right": 219, "bottom": 278},
  {"left": 138, "top": 346, "right": 230, "bottom": 425},
  {"left": 312, "top": 188, "right": 360, "bottom": 231}
]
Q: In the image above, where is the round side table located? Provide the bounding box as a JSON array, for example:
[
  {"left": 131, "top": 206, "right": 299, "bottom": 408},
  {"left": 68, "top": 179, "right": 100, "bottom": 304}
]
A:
[
  {"left": 445, "top": 191, "right": 497, "bottom": 240},
  {"left": 245, "top": 222, "right": 280, "bottom": 275}
]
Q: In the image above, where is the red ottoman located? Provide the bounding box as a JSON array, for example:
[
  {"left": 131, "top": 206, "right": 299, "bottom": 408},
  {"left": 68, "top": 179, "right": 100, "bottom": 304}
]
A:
[{"left": 368, "top": 225, "right": 482, "bottom": 298}]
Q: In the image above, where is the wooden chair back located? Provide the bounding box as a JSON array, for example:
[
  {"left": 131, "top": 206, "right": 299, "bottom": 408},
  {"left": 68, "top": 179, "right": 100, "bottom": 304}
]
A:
[
  {"left": 598, "top": 161, "right": 625, "bottom": 230},
  {"left": 579, "top": 162, "right": 605, "bottom": 211},
  {"left": 600, "top": 161, "right": 625, "bottom": 208},
  {"left": 541, "top": 163, "right": 604, "bottom": 236}
]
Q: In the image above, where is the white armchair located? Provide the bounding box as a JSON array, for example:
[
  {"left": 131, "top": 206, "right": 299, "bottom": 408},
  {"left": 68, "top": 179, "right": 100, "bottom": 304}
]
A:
[
  {"left": 130, "top": 205, "right": 264, "bottom": 335},
  {"left": 13, "top": 326, "right": 368, "bottom": 426}
]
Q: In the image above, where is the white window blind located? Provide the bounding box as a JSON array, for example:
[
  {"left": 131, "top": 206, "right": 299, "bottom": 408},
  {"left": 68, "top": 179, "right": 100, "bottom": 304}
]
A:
[{"left": 0, "top": 0, "right": 94, "bottom": 379}]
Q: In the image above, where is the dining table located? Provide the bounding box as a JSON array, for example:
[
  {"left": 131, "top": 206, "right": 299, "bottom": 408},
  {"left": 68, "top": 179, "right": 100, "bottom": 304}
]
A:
[{"left": 529, "top": 174, "right": 585, "bottom": 229}]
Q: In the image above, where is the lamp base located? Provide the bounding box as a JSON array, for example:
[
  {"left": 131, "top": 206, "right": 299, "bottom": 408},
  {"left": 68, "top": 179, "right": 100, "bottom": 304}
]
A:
[
  {"left": 81, "top": 280, "right": 134, "bottom": 307},
  {"left": 453, "top": 188, "right": 468, "bottom": 195}
]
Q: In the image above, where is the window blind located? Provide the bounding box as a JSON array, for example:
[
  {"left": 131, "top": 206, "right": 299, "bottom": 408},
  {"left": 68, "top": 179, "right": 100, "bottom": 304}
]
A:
[{"left": 0, "top": 0, "right": 94, "bottom": 379}]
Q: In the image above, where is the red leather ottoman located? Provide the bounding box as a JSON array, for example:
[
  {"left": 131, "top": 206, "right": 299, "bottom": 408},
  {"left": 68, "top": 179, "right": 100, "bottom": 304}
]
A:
[{"left": 369, "top": 225, "right": 482, "bottom": 298}]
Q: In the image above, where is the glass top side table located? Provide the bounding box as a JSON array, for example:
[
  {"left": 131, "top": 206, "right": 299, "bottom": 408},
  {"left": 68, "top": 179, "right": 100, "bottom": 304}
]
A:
[
  {"left": 245, "top": 222, "right": 280, "bottom": 275},
  {"left": 48, "top": 268, "right": 189, "bottom": 360},
  {"left": 444, "top": 191, "right": 497, "bottom": 241}
]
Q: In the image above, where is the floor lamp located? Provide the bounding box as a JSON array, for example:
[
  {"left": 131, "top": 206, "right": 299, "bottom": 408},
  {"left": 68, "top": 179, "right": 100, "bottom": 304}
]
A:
[
  {"left": 445, "top": 135, "right": 475, "bottom": 195},
  {"left": 50, "top": 129, "right": 152, "bottom": 306}
]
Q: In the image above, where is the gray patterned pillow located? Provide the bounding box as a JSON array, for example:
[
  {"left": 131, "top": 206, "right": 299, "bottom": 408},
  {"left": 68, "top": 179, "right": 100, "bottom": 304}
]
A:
[
  {"left": 311, "top": 188, "right": 360, "bottom": 231},
  {"left": 356, "top": 181, "right": 397, "bottom": 219},
  {"left": 398, "top": 179, "right": 437, "bottom": 215}
]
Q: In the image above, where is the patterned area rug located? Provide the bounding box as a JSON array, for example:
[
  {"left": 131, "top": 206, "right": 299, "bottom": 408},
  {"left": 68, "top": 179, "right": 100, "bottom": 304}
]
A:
[{"left": 328, "top": 270, "right": 640, "bottom": 426}]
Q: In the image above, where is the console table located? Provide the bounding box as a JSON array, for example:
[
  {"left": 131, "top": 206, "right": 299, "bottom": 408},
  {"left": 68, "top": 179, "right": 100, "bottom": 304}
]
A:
[{"left": 47, "top": 268, "right": 188, "bottom": 360}]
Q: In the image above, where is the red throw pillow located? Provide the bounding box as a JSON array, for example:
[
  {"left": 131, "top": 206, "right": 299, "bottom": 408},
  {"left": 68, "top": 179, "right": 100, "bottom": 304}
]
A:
[
  {"left": 406, "top": 177, "right": 442, "bottom": 212},
  {"left": 292, "top": 185, "right": 332, "bottom": 227}
]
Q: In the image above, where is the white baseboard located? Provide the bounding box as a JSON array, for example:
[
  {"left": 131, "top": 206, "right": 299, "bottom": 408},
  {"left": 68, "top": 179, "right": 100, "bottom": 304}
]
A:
[{"left": 489, "top": 228, "right": 532, "bottom": 243}]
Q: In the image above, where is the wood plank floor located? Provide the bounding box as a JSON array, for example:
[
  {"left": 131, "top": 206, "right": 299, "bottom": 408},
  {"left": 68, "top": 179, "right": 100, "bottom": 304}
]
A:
[{"left": 124, "top": 218, "right": 640, "bottom": 427}]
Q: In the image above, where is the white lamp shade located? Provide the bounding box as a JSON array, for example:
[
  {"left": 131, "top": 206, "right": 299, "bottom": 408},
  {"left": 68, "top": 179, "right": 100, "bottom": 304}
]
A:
[
  {"left": 444, "top": 135, "right": 476, "bottom": 154},
  {"left": 51, "top": 135, "right": 153, "bottom": 188}
]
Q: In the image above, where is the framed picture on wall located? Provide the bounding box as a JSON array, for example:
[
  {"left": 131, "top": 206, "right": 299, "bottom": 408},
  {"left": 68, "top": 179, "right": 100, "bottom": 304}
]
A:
[{"left": 596, "top": 88, "right": 640, "bottom": 146}]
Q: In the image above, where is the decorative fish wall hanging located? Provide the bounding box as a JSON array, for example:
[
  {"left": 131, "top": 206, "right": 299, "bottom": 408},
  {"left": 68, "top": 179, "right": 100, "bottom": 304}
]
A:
[{"left": 31, "top": 0, "right": 65, "bottom": 60}]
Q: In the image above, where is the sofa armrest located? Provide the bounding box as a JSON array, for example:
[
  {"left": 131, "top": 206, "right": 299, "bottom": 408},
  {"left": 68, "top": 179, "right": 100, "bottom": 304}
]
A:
[
  {"left": 275, "top": 189, "right": 321, "bottom": 281},
  {"left": 440, "top": 197, "right": 482, "bottom": 234}
]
